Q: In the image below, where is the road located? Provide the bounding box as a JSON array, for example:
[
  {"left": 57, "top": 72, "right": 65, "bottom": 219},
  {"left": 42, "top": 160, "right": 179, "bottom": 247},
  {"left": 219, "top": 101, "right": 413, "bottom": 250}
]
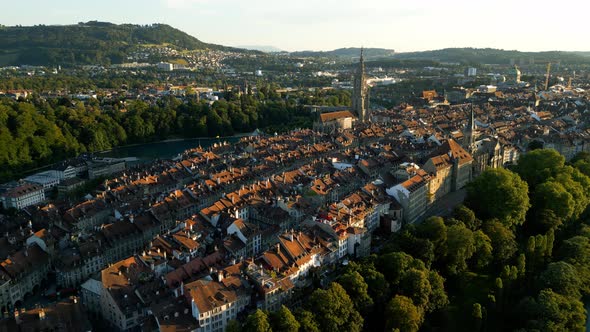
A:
[{"left": 420, "top": 188, "right": 466, "bottom": 222}]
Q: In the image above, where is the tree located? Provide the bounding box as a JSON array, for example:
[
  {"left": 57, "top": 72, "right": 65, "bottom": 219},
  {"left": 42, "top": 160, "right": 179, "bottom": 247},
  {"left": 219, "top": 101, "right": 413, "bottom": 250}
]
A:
[
  {"left": 415, "top": 216, "right": 447, "bottom": 254},
  {"left": 307, "top": 282, "right": 363, "bottom": 332},
  {"left": 519, "top": 288, "right": 586, "bottom": 331},
  {"left": 399, "top": 268, "right": 432, "bottom": 308},
  {"left": 338, "top": 271, "right": 373, "bottom": 313},
  {"left": 384, "top": 295, "right": 423, "bottom": 332},
  {"left": 466, "top": 168, "right": 530, "bottom": 227},
  {"left": 471, "top": 230, "right": 493, "bottom": 270},
  {"left": 270, "top": 305, "right": 299, "bottom": 332},
  {"left": 532, "top": 181, "right": 574, "bottom": 221},
  {"left": 514, "top": 149, "right": 565, "bottom": 188},
  {"left": 472, "top": 303, "right": 483, "bottom": 332},
  {"left": 558, "top": 236, "right": 590, "bottom": 296},
  {"left": 453, "top": 205, "right": 481, "bottom": 231},
  {"left": 482, "top": 220, "right": 518, "bottom": 264},
  {"left": 445, "top": 224, "right": 476, "bottom": 275},
  {"left": 243, "top": 309, "right": 271, "bottom": 332},
  {"left": 294, "top": 310, "right": 320, "bottom": 332},
  {"left": 427, "top": 271, "right": 449, "bottom": 312},
  {"left": 226, "top": 320, "right": 242, "bottom": 332},
  {"left": 539, "top": 261, "right": 582, "bottom": 298},
  {"left": 377, "top": 251, "right": 425, "bottom": 286},
  {"left": 529, "top": 209, "right": 563, "bottom": 234}
]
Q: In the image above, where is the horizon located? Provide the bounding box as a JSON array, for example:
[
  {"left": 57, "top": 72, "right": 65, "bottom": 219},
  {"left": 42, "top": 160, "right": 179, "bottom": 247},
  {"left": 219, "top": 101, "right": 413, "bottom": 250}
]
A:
[{"left": 3, "top": 0, "right": 589, "bottom": 52}]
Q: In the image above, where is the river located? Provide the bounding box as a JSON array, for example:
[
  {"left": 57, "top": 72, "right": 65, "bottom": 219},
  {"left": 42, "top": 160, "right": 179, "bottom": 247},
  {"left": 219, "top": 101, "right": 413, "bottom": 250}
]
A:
[{"left": 98, "top": 136, "right": 241, "bottom": 163}]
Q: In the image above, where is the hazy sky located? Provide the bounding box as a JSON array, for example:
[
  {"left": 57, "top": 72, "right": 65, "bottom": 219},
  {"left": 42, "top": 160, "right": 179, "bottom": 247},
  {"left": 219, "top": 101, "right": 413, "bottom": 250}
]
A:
[{"left": 4, "top": 0, "right": 589, "bottom": 52}]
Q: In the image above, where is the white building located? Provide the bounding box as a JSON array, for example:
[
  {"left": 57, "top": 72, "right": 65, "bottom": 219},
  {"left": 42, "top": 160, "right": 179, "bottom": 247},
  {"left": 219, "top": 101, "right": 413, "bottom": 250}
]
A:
[
  {"left": 24, "top": 170, "right": 61, "bottom": 192},
  {"left": 0, "top": 183, "right": 45, "bottom": 209},
  {"left": 157, "top": 62, "right": 174, "bottom": 72}
]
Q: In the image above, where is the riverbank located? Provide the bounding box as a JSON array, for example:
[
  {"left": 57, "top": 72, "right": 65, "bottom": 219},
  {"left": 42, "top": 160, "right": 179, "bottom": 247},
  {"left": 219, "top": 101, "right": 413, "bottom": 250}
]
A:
[
  {"left": 97, "top": 130, "right": 258, "bottom": 154},
  {"left": 9, "top": 131, "right": 259, "bottom": 182},
  {"left": 98, "top": 135, "right": 243, "bottom": 162}
]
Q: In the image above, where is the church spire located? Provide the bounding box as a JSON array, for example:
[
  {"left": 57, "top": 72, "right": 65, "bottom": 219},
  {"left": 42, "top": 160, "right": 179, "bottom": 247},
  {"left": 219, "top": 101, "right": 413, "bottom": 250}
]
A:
[
  {"left": 464, "top": 103, "right": 476, "bottom": 152},
  {"left": 360, "top": 46, "right": 364, "bottom": 63},
  {"left": 353, "top": 47, "right": 369, "bottom": 123},
  {"left": 470, "top": 103, "right": 476, "bottom": 132}
]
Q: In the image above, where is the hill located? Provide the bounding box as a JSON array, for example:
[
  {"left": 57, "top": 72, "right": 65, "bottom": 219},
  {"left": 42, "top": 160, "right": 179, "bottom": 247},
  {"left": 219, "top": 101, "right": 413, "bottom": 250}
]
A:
[
  {"left": 0, "top": 21, "right": 240, "bottom": 66},
  {"left": 237, "top": 45, "right": 284, "bottom": 53},
  {"left": 392, "top": 47, "right": 590, "bottom": 65},
  {"left": 291, "top": 47, "right": 395, "bottom": 60}
]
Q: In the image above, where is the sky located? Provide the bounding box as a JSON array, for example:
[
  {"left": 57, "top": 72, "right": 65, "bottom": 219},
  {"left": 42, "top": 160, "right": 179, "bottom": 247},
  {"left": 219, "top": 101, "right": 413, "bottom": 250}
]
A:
[{"left": 4, "top": 0, "right": 589, "bottom": 52}]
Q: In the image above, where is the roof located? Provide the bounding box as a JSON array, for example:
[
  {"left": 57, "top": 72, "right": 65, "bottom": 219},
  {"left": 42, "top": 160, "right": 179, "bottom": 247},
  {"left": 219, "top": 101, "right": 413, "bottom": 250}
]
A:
[
  {"left": 320, "top": 111, "right": 356, "bottom": 123},
  {"left": 1, "top": 183, "right": 43, "bottom": 198},
  {"left": 428, "top": 138, "right": 474, "bottom": 166},
  {"left": 185, "top": 279, "right": 238, "bottom": 313}
]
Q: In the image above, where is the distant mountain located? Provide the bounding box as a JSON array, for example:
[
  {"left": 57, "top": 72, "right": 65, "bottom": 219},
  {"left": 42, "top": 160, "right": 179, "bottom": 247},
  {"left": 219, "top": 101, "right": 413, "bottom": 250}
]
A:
[
  {"left": 291, "top": 47, "right": 395, "bottom": 60},
  {"left": 237, "top": 45, "right": 284, "bottom": 53},
  {"left": 0, "top": 21, "right": 244, "bottom": 66},
  {"left": 392, "top": 48, "right": 590, "bottom": 65}
]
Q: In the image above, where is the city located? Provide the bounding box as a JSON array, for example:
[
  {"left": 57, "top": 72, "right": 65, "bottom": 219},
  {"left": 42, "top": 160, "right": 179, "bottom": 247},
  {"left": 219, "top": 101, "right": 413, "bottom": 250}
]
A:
[{"left": 1, "top": 2, "right": 590, "bottom": 332}]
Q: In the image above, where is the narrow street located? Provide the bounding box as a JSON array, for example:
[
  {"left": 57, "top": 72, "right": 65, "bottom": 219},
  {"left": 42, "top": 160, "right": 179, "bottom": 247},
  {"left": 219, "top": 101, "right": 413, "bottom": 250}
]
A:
[{"left": 420, "top": 188, "right": 467, "bottom": 222}]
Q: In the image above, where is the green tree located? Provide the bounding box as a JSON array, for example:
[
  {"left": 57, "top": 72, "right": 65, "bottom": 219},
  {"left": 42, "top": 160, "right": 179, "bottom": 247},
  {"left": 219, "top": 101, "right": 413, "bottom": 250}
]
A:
[
  {"left": 514, "top": 149, "right": 565, "bottom": 188},
  {"left": 294, "top": 310, "right": 320, "bottom": 332},
  {"left": 453, "top": 205, "right": 481, "bottom": 230},
  {"left": 471, "top": 230, "right": 493, "bottom": 270},
  {"left": 472, "top": 303, "right": 483, "bottom": 332},
  {"left": 532, "top": 181, "right": 575, "bottom": 221},
  {"left": 427, "top": 271, "right": 449, "bottom": 312},
  {"left": 384, "top": 295, "right": 423, "bottom": 332},
  {"left": 226, "top": 320, "right": 242, "bottom": 332},
  {"left": 243, "top": 309, "right": 271, "bottom": 332},
  {"left": 377, "top": 251, "right": 425, "bottom": 286},
  {"left": 308, "top": 282, "right": 363, "bottom": 332},
  {"left": 558, "top": 236, "right": 590, "bottom": 296},
  {"left": 338, "top": 271, "right": 373, "bottom": 313},
  {"left": 538, "top": 261, "right": 582, "bottom": 298},
  {"left": 519, "top": 288, "right": 586, "bottom": 332},
  {"left": 270, "top": 305, "right": 299, "bottom": 332},
  {"left": 415, "top": 216, "right": 447, "bottom": 254},
  {"left": 482, "top": 220, "right": 518, "bottom": 264},
  {"left": 399, "top": 268, "right": 432, "bottom": 308},
  {"left": 445, "top": 224, "right": 476, "bottom": 275},
  {"left": 466, "top": 168, "right": 530, "bottom": 227}
]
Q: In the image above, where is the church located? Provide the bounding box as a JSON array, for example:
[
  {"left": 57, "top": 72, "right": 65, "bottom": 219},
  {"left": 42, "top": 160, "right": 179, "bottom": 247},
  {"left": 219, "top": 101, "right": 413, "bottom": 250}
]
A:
[
  {"left": 314, "top": 48, "right": 370, "bottom": 132},
  {"left": 462, "top": 104, "right": 520, "bottom": 176},
  {"left": 352, "top": 48, "right": 370, "bottom": 123}
]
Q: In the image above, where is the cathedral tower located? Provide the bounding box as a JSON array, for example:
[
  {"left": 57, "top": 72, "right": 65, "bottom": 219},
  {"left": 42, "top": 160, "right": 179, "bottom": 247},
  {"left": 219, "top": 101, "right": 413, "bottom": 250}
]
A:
[
  {"left": 463, "top": 103, "right": 477, "bottom": 153},
  {"left": 352, "top": 48, "right": 370, "bottom": 123}
]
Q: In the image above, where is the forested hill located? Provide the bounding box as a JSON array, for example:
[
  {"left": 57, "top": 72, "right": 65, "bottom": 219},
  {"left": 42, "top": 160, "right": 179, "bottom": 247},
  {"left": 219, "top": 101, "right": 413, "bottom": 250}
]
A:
[
  {"left": 0, "top": 21, "right": 239, "bottom": 66},
  {"left": 393, "top": 47, "right": 590, "bottom": 65},
  {"left": 291, "top": 47, "right": 396, "bottom": 60}
]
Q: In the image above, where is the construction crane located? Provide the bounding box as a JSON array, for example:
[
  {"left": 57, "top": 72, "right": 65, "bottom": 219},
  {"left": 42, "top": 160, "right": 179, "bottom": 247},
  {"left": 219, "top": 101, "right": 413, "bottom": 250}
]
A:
[{"left": 545, "top": 62, "right": 552, "bottom": 91}]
